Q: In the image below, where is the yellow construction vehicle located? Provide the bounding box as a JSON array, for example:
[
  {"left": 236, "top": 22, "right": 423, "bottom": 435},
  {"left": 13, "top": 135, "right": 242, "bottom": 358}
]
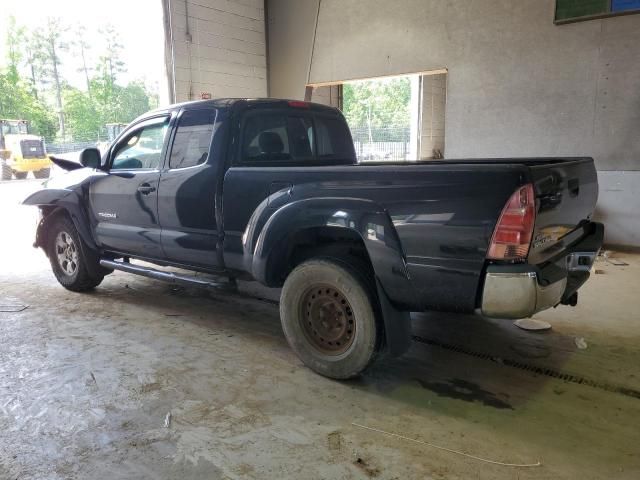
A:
[{"left": 0, "top": 119, "right": 52, "bottom": 180}]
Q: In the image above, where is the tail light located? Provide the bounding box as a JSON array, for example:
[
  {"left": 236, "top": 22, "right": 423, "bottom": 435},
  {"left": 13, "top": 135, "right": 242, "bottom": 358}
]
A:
[{"left": 487, "top": 184, "right": 536, "bottom": 261}]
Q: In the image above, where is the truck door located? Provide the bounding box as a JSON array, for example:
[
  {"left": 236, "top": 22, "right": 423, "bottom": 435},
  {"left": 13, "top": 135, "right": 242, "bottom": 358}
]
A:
[
  {"left": 157, "top": 108, "right": 220, "bottom": 269},
  {"left": 89, "top": 116, "right": 170, "bottom": 258}
]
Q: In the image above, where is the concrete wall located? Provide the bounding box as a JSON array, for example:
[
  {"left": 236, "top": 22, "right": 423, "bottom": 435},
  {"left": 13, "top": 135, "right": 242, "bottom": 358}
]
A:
[
  {"left": 597, "top": 172, "right": 640, "bottom": 247},
  {"left": 165, "top": 0, "right": 267, "bottom": 102},
  {"left": 309, "top": 85, "right": 342, "bottom": 108},
  {"left": 266, "top": 0, "right": 640, "bottom": 246},
  {"left": 266, "top": 0, "right": 320, "bottom": 100},
  {"left": 420, "top": 73, "right": 446, "bottom": 159}
]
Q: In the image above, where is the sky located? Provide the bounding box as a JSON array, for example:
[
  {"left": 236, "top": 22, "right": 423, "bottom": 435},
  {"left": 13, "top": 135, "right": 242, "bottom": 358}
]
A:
[{"left": 0, "top": 0, "right": 169, "bottom": 103}]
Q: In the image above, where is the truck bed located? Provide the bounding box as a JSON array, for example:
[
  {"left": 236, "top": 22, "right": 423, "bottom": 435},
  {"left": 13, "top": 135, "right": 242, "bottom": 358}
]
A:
[{"left": 223, "top": 156, "right": 598, "bottom": 313}]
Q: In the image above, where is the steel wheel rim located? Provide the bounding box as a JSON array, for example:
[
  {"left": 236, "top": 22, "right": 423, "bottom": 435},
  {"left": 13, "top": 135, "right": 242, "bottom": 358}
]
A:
[
  {"left": 300, "top": 284, "right": 355, "bottom": 355},
  {"left": 55, "top": 231, "right": 79, "bottom": 276}
]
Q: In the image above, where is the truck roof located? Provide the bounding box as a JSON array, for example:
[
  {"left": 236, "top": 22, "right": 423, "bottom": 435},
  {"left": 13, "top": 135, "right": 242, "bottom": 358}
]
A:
[{"left": 140, "top": 98, "right": 340, "bottom": 121}]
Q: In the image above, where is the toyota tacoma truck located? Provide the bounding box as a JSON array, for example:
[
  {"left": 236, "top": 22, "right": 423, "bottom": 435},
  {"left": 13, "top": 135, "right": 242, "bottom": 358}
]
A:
[{"left": 23, "top": 99, "right": 604, "bottom": 379}]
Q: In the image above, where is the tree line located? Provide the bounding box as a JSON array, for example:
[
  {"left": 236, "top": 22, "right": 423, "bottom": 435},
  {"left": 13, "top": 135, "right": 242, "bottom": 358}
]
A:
[
  {"left": 0, "top": 16, "right": 159, "bottom": 142},
  {"left": 342, "top": 77, "right": 411, "bottom": 144}
]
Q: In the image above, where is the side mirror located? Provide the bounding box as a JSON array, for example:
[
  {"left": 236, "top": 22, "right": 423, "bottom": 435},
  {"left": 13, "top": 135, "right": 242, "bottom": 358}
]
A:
[{"left": 79, "top": 148, "right": 102, "bottom": 169}]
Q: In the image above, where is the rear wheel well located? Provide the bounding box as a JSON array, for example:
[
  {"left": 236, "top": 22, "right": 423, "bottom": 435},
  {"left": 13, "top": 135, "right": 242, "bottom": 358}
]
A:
[{"left": 266, "top": 227, "right": 375, "bottom": 288}]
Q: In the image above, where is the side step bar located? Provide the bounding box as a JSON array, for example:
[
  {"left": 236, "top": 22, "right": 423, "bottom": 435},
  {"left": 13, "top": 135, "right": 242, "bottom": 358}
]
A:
[{"left": 99, "top": 259, "right": 236, "bottom": 291}]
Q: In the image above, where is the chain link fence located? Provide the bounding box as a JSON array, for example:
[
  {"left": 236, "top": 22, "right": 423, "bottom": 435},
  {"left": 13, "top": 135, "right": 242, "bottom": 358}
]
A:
[
  {"left": 44, "top": 125, "right": 121, "bottom": 156},
  {"left": 349, "top": 125, "right": 411, "bottom": 162},
  {"left": 46, "top": 141, "right": 101, "bottom": 155}
]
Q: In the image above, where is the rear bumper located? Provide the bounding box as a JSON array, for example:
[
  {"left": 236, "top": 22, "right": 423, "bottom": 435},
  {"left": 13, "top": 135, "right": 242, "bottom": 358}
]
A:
[
  {"left": 481, "top": 270, "right": 567, "bottom": 318},
  {"left": 481, "top": 222, "right": 604, "bottom": 319}
]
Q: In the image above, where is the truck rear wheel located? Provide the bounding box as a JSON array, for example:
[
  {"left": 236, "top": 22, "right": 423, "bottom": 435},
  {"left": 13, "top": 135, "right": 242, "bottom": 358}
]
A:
[
  {"left": 13, "top": 171, "right": 27, "bottom": 180},
  {"left": 280, "top": 258, "right": 381, "bottom": 379},
  {"left": 34, "top": 168, "right": 50, "bottom": 179},
  {"left": 46, "top": 216, "right": 104, "bottom": 292}
]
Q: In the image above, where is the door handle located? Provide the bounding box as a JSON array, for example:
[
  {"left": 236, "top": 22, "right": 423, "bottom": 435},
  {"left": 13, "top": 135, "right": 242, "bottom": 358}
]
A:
[{"left": 137, "top": 183, "right": 156, "bottom": 195}]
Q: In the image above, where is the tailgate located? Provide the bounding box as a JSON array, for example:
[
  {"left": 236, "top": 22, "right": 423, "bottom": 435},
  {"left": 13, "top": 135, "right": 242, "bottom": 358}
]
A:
[{"left": 527, "top": 158, "right": 598, "bottom": 265}]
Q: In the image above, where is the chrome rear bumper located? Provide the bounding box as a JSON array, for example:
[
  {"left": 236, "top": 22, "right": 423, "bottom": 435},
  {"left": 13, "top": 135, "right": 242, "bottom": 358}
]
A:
[
  {"left": 481, "top": 222, "right": 603, "bottom": 319},
  {"left": 481, "top": 271, "right": 567, "bottom": 319}
]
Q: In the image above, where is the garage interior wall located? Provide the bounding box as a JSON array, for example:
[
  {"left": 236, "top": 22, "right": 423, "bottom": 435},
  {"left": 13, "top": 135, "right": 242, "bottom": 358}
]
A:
[
  {"left": 308, "top": 85, "right": 342, "bottom": 109},
  {"left": 266, "top": 0, "right": 640, "bottom": 247},
  {"left": 421, "top": 73, "right": 446, "bottom": 160},
  {"left": 164, "top": 0, "right": 267, "bottom": 102}
]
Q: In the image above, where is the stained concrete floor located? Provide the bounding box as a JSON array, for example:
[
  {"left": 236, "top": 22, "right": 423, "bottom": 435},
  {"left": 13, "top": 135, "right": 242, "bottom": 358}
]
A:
[{"left": 1, "top": 179, "right": 639, "bottom": 479}]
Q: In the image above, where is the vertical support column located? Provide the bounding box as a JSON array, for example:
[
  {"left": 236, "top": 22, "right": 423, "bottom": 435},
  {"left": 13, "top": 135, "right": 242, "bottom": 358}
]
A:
[
  {"left": 420, "top": 73, "right": 447, "bottom": 159},
  {"left": 409, "top": 75, "right": 422, "bottom": 161}
]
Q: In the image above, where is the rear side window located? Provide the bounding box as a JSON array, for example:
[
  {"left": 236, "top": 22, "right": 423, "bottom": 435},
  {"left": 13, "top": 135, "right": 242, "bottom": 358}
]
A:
[
  {"left": 240, "top": 110, "right": 353, "bottom": 165},
  {"left": 288, "top": 116, "right": 314, "bottom": 158},
  {"left": 242, "top": 114, "right": 291, "bottom": 162},
  {"left": 169, "top": 109, "right": 216, "bottom": 169},
  {"left": 314, "top": 115, "right": 354, "bottom": 160},
  {"left": 241, "top": 114, "right": 316, "bottom": 162}
]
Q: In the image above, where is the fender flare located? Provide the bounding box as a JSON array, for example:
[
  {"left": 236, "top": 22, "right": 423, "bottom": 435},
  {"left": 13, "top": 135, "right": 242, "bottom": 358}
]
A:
[
  {"left": 23, "top": 188, "right": 98, "bottom": 251},
  {"left": 252, "top": 198, "right": 408, "bottom": 283},
  {"left": 252, "top": 198, "right": 415, "bottom": 356}
]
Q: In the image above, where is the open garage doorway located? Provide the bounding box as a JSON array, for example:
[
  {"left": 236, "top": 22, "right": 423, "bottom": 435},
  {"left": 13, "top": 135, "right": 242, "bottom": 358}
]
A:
[
  {"left": 307, "top": 70, "right": 447, "bottom": 162},
  {"left": 0, "top": 0, "right": 168, "bottom": 182}
]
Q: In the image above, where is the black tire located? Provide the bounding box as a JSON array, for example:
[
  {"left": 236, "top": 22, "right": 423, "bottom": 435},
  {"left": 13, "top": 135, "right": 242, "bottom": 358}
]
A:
[
  {"left": 1, "top": 163, "right": 12, "bottom": 180},
  {"left": 280, "top": 258, "right": 382, "bottom": 379},
  {"left": 13, "top": 171, "right": 27, "bottom": 180},
  {"left": 34, "top": 168, "right": 50, "bottom": 179},
  {"left": 46, "top": 215, "right": 104, "bottom": 292}
]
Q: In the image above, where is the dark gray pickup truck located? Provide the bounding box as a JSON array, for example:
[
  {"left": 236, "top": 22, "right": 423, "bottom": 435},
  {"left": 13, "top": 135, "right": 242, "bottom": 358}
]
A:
[{"left": 24, "top": 98, "right": 604, "bottom": 379}]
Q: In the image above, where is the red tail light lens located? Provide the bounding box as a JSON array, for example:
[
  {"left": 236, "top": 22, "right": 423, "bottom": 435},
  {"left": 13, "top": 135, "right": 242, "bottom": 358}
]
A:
[{"left": 487, "top": 184, "right": 536, "bottom": 261}]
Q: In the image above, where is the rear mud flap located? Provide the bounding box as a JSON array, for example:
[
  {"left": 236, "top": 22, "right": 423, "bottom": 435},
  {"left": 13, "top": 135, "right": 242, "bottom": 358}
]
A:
[{"left": 376, "top": 279, "right": 412, "bottom": 357}]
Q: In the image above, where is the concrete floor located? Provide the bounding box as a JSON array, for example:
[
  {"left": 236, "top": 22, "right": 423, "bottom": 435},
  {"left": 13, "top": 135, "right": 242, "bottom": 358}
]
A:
[{"left": 1, "top": 179, "right": 639, "bottom": 479}]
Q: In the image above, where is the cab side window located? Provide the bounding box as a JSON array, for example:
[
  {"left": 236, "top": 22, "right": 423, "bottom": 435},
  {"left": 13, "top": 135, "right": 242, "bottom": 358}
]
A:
[
  {"left": 111, "top": 120, "right": 168, "bottom": 170},
  {"left": 241, "top": 113, "right": 315, "bottom": 163},
  {"left": 242, "top": 114, "right": 291, "bottom": 162},
  {"left": 314, "top": 115, "right": 354, "bottom": 160},
  {"left": 169, "top": 109, "right": 216, "bottom": 169}
]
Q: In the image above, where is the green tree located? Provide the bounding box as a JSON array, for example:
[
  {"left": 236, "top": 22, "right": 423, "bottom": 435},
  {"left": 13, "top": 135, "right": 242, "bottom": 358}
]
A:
[
  {"left": 91, "top": 77, "right": 155, "bottom": 126},
  {"left": 23, "top": 33, "right": 43, "bottom": 100},
  {"left": 73, "top": 26, "right": 93, "bottom": 94},
  {"left": 342, "top": 77, "right": 411, "bottom": 142},
  {"left": 1, "top": 17, "right": 57, "bottom": 139},
  {"left": 32, "top": 17, "right": 69, "bottom": 138},
  {"left": 0, "top": 71, "right": 57, "bottom": 140},
  {"left": 97, "top": 24, "right": 126, "bottom": 88},
  {"left": 5, "top": 16, "right": 25, "bottom": 83},
  {"left": 114, "top": 81, "right": 153, "bottom": 122},
  {"left": 62, "top": 87, "right": 101, "bottom": 141},
  {"left": 2, "top": 18, "right": 160, "bottom": 143}
]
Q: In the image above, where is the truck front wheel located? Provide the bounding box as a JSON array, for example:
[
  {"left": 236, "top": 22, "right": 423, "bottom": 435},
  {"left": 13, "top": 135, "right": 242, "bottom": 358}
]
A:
[
  {"left": 280, "top": 259, "right": 381, "bottom": 379},
  {"left": 47, "top": 216, "right": 104, "bottom": 292},
  {"left": 13, "top": 171, "right": 27, "bottom": 180}
]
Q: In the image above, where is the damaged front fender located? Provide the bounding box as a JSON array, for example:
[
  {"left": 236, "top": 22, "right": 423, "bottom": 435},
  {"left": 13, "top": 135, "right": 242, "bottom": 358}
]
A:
[{"left": 22, "top": 169, "right": 98, "bottom": 251}]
